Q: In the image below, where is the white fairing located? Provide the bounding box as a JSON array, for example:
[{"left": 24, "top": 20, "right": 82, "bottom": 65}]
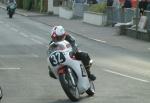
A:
[{"left": 47, "top": 40, "right": 90, "bottom": 93}]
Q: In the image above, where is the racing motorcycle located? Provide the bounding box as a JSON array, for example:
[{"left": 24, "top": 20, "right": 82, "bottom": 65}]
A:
[
  {"left": 7, "top": 3, "right": 16, "bottom": 18},
  {"left": 47, "top": 40, "right": 95, "bottom": 101}
]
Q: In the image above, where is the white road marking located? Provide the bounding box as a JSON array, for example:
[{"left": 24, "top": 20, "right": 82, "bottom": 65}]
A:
[
  {"left": 0, "top": 54, "right": 39, "bottom": 58},
  {"left": 0, "top": 68, "right": 21, "bottom": 70},
  {"left": 0, "top": 21, "right": 4, "bottom": 24},
  {"left": 32, "top": 35, "right": 48, "bottom": 41},
  {"left": 45, "top": 45, "right": 49, "bottom": 48},
  {"left": 30, "top": 38, "right": 44, "bottom": 45},
  {"left": 20, "top": 32, "right": 29, "bottom": 38},
  {"left": 5, "top": 24, "right": 10, "bottom": 27},
  {"left": 10, "top": 27, "right": 19, "bottom": 32},
  {"left": 104, "top": 69, "right": 150, "bottom": 83},
  {"left": 31, "top": 54, "right": 39, "bottom": 58},
  {"left": 92, "top": 38, "right": 106, "bottom": 43}
]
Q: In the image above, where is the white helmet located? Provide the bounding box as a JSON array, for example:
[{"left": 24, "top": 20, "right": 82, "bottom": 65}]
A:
[{"left": 51, "top": 26, "right": 66, "bottom": 41}]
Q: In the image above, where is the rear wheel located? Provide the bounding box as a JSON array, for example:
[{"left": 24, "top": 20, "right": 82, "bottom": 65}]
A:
[{"left": 59, "top": 68, "right": 80, "bottom": 101}]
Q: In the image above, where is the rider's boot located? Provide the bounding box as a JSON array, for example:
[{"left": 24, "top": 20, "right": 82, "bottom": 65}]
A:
[
  {"left": 48, "top": 66, "right": 57, "bottom": 79},
  {"left": 85, "top": 60, "right": 96, "bottom": 81}
]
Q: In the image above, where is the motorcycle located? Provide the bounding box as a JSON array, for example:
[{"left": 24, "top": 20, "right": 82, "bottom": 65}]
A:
[
  {"left": 7, "top": 3, "right": 16, "bottom": 18},
  {"left": 47, "top": 40, "right": 95, "bottom": 101}
]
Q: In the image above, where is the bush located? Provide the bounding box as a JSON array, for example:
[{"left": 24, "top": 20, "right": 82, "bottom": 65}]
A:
[
  {"left": 88, "top": 3, "right": 107, "bottom": 13},
  {"left": 16, "top": 0, "right": 23, "bottom": 8},
  {"left": 22, "top": 0, "right": 33, "bottom": 10}
]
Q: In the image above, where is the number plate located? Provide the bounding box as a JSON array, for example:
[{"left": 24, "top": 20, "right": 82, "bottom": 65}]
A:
[{"left": 49, "top": 52, "right": 66, "bottom": 67}]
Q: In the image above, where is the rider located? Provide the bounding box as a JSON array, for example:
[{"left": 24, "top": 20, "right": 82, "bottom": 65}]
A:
[
  {"left": 7, "top": 0, "right": 17, "bottom": 11},
  {"left": 7, "top": 0, "right": 16, "bottom": 3},
  {"left": 48, "top": 25, "right": 96, "bottom": 81}
]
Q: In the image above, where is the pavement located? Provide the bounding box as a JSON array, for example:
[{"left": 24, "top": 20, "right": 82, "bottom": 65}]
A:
[{"left": 1, "top": 3, "right": 150, "bottom": 52}]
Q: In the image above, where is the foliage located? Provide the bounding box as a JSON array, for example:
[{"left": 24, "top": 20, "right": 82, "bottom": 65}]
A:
[
  {"left": 88, "top": 3, "right": 107, "bottom": 13},
  {"left": 16, "top": 0, "right": 23, "bottom": 8},
  {"left": 22, "top": 0, "right": 30, "bottom": 9},
  {"left": 18, "top": 0, "right": 47, "bottom": 12}
]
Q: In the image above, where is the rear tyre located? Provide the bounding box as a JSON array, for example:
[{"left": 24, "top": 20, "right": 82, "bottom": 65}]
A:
[
  {"left": 86, "top": 80, "right": 95, "bottom": 96},
  {"left": 59, "top": 68, "right": 80, "bottom": 102}
]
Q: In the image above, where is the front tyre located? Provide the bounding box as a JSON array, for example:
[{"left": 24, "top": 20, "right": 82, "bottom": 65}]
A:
[
  {"left": 0, "top": 86, "right": 3, "bottom": 100},
  {"left": 86, "top": 80, "right": 95, "bottom": 96},
  {"left": 59, "top": 68, "right": 80, "bottom": 102},
  {"left": 9, "top": 12, "right": 13, "bottom": 18}
]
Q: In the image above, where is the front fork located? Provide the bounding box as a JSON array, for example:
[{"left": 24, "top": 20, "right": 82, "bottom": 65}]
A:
[
  {"left": 68, "top": 68, "right": 76, "bottom": 86},
  {"left": 58, "top": 67, "right": 76, "bottom": 87}
]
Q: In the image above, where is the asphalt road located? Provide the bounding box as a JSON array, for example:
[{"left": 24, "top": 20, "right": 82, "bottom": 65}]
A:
[{"left": 0, "top": 8, "right": 150, "bottom": 103}]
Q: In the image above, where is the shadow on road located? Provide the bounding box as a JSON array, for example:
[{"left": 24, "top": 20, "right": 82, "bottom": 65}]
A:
[{"left": 48, "top": 95, "right": 95, "bottom": 103}]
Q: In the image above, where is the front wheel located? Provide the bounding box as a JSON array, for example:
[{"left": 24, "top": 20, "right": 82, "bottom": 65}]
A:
[
  {"left": 9, "top": 12, "right": 13, "bottom": 18},
  {"left": 0, "top": 86, "right": 3, "bottom": 100},
  {"left": 86, "top": 80, "right": 95, "bottom": 96},
  {"left": 59, "top": 68, "right": 80, "bottom": 102}
]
